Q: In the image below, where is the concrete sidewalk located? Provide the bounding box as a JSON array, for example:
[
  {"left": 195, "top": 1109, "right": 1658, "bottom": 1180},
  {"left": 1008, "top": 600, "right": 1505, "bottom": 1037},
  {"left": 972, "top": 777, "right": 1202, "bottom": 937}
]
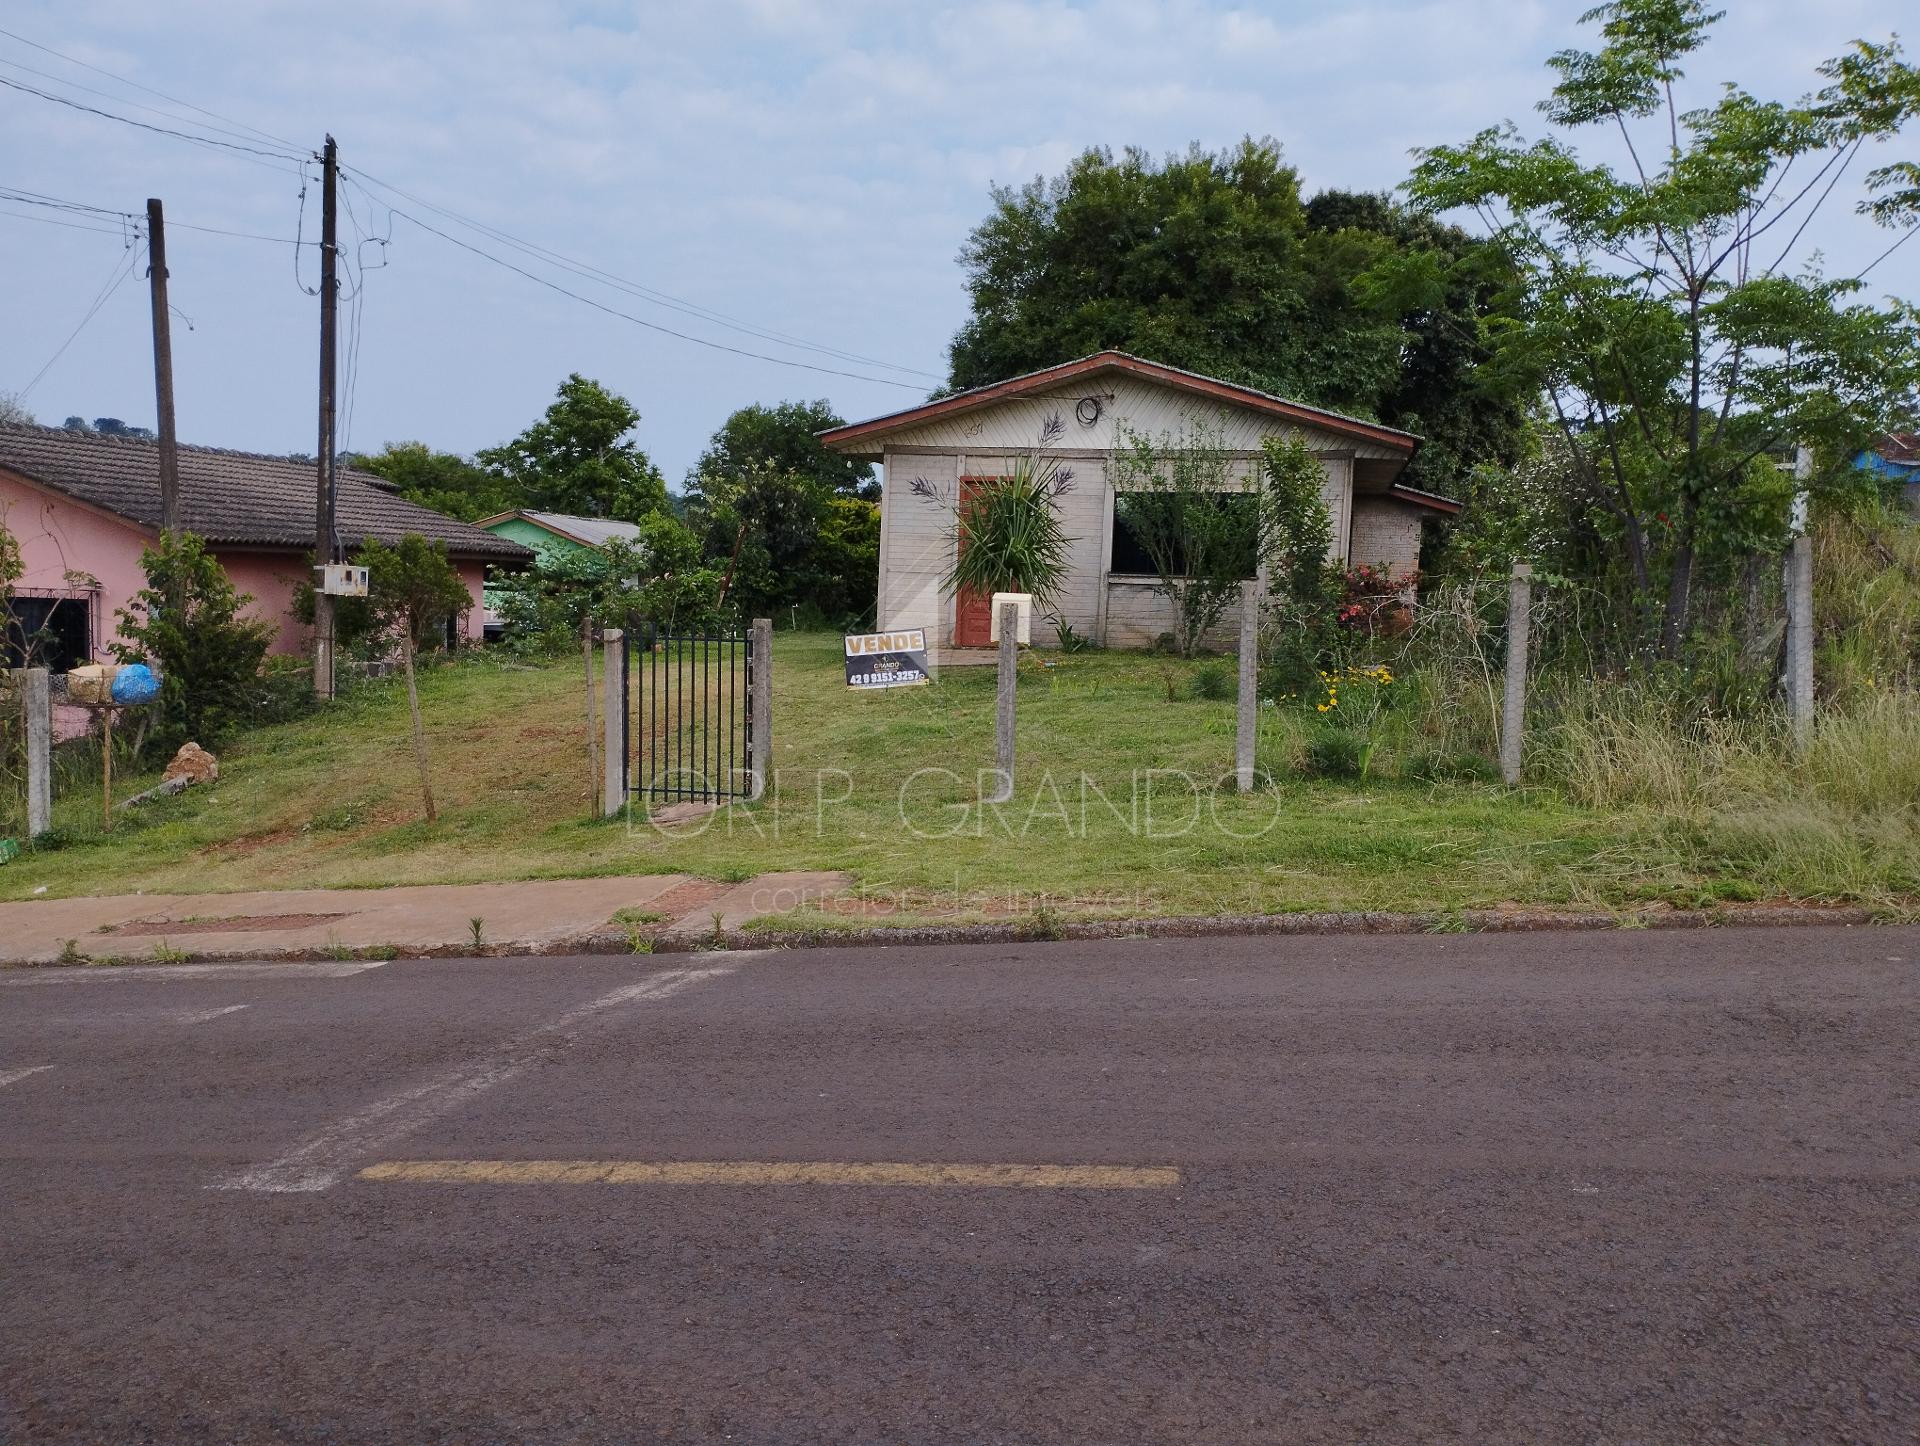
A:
[{"left": 0, "top": 871, "right": 849, "bottom": 965}]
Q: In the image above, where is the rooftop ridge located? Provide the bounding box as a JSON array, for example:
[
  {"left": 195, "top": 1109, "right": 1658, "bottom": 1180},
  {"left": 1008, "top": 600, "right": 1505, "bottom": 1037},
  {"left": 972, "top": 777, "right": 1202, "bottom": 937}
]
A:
[{"left": 0, "top": 421, "right": 382, "bottom": 476}]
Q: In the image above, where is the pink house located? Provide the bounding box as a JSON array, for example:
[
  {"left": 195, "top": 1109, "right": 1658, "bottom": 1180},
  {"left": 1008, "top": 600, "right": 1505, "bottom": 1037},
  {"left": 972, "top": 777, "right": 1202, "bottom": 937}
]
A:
[{"left": 0, "top": 424, "right": 531, "bottom": 678}]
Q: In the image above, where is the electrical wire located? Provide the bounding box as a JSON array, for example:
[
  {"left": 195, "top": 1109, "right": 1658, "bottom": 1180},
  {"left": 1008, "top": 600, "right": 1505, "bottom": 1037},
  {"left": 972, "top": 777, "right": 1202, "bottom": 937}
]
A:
[
  {"left": 0, "top": 75, "right": 307, "bottom": 166},
  {"left": 0, "top": 205, "right": 128, "bottom": 236},
  {"left": 17, "top": 240, "right": 142, "bottom": 398},
  {"left": 378, "top": 201, "right": 926, "bottom": 390},
  {"left": 0, "top": 54, "right": 299, "bottom": 152},
  {"left": 344, "top": 168, "right": 941, "bottom": 381},
  {"left": 0, "top": 181, "right": 315, "bottom": 244},
  {"left": 0, "top": 24, "right": 300, "bottom": 149}
]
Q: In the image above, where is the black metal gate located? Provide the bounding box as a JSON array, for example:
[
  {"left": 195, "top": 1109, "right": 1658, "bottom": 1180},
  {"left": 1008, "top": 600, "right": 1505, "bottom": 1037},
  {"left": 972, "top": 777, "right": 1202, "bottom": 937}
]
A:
[{"left": 624, "top": 621, "right": 753, "bottom": 805}]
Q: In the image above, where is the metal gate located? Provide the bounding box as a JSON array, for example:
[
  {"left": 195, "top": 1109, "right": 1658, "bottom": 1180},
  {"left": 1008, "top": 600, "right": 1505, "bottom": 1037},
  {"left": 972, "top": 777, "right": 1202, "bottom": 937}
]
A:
[{"left": 624, "top": 621, "right": 753, "bottom": 805}]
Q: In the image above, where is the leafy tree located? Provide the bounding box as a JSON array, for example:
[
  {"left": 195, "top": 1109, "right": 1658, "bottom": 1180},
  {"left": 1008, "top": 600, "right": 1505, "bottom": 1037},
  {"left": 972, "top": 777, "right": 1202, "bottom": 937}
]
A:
[
  {"left": 947, "top": 139, "right": 1530, "bottom": 496},
  {"left": 113, "top": 532, "right": 274, "bottom": 748},
  {"left": 1258, "top": 436, "right": 1343, "bottom": 690},
  {"left": 352, "top": 442, "right": 517, "bottom": 522},
  {"left": 1405, "top": 0, "right": 1920, "bottom": 654},
  {"left": 690, "top": 399, "right": 875, "bottom": 501},
  {"left": 360, "top": 535, "right": 472, "bottom": 822},
  {"left": 479, "top": 374, "right": 668, "bottom": 522},
  {"left": 1111, "top": 419, "right": 1259, "bottom": 656}
]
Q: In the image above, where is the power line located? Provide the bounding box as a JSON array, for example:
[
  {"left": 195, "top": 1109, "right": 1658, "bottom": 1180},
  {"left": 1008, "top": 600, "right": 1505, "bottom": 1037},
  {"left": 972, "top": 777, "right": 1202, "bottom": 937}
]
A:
[
  {"left": 0, "top": 180, "right": 319, "bottom": 244},
  {"left": 379, "top": 202, "right": 926, "bottom": 390},
  {"left": 18, "top": 242, "right": 142, "bottom": 398},
  {"left": 0, "top": 24, "right": 299, "bottom": 149},
  {"left": 0, "top": 54, "right": 299, "bottom": 152},
  {"left": 0, "top": 74, "right": 306, "bottom": 164},
  {"left": 0, "top": 205, "right": 129, "bottom": 236},
  {"left": 345, "top": 167, "right": 942, "bottom": 381}
]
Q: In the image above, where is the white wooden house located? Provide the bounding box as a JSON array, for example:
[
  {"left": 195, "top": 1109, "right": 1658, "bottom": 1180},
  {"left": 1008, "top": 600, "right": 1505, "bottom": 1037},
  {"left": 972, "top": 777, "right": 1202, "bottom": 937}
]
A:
[{"left": 820, "top": 351, "right": 1458, "bottom": 648}]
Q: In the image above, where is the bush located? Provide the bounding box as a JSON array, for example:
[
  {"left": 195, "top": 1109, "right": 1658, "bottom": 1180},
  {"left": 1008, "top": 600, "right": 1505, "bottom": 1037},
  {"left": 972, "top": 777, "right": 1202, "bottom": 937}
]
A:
[
  {"left": 1189, "top": 661, "right": 1235, "bottom": 701},
  {"left": 112, "top": 532, "right": 275, "bottom": 750},
  {"left": 1301, "top": 726, "right": 1367, "bottom": 779}
]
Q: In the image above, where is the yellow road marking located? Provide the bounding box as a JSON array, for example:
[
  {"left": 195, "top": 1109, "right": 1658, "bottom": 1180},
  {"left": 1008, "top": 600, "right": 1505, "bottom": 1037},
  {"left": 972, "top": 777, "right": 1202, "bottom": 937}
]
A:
[{"left": 358, "top": 1159, "right": 1179, "bottom": 1189}]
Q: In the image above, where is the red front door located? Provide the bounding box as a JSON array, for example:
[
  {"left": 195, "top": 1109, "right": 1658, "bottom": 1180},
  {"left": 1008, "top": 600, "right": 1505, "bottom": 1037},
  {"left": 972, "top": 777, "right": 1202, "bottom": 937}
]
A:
[{"left": 953, "top": 477, "right": 993, "bottom": 647}]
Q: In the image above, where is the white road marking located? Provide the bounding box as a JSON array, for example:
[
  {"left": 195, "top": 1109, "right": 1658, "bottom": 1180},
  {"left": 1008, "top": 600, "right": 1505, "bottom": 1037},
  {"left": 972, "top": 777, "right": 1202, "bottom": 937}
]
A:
[
  {"left": 175, "top": 1004, "right": 251, "bottom": 1024},
  {"left": 2, "top": 961, "right": 387, "bottom": 988},
  {"left": 212, "top": 962, "right": 750, "bottom": 1194},
  {"left": 0, "top": 1065, "right": 54, "bottom": 1087}
]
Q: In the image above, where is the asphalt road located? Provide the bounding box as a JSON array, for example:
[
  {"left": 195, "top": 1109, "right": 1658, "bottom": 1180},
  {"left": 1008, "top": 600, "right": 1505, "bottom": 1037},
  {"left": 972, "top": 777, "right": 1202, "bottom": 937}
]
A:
[{"left": 2, "top": 926, "right": 1917, "bottom": 1443}]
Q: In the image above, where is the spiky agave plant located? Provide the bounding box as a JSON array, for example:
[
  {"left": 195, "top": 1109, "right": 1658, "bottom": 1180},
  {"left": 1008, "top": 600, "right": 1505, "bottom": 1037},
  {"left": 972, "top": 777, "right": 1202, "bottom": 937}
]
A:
[{"left": 922, "top": 413, "right": 1075, "bottom": 607}]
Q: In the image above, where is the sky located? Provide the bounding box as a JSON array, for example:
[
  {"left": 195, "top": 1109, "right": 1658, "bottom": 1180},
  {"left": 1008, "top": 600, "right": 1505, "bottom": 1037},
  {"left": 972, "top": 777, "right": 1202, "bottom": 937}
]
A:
[{"left": 2, "top": 0, "right": 1914, "bottom": 489}]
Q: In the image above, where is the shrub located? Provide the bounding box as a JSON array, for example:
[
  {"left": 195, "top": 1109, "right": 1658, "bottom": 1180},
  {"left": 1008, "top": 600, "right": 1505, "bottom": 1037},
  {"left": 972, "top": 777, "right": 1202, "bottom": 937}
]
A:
[
  {"left": 1189, "top": 661, "right": 1235, "bottom": 701},
  {"left": 1302, "top": 726, "right": 1367, "bottom": 779},
  {"left": 112, "top": 532, "right": 275, "bottom": 749}
]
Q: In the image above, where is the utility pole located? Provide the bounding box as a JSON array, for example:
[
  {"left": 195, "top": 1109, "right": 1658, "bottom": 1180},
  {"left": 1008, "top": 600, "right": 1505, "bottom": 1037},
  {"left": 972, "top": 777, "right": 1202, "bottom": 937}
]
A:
[
  {"left": 145, "top": 198, "right": 179, "bottom": 541},
  {"left": 312, "top": 135, "right": 339, "bottom": 700}
]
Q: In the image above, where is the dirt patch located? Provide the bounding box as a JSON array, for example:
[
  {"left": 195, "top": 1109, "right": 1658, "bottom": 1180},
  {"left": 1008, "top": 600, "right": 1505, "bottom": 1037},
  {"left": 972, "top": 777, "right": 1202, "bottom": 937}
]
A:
[
  {"left": 104, "top": 912, "right": 348, "bottom": 937},
  {"left": 647, "top": 879, "right": 734, "bottom": 924}
]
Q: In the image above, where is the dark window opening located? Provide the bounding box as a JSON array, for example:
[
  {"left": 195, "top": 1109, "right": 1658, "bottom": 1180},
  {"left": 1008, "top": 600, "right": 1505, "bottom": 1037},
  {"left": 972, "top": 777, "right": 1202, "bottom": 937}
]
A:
[
  {"left": 4, "top": 596, "right": 92, "bottom": 673},
  {"left": 1110, "top": 493, "right": 1260, "bottom": 579}
]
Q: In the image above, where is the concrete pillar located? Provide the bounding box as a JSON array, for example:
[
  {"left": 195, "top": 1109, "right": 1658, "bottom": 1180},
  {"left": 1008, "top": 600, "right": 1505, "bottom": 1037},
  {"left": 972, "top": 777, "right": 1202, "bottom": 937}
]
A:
[
  {"left": 23, "top": 668, "right": 51, "bottom": 837},
  {"left": 1500, "top": 563, "right": 1532, "bottom": 787},
  {"left": 1785, "top": 444, "right": 1814, "bottom": 748},
  {"left": 749, "top": 618, "right": 772, "bottom": 801},
  {"left": 1235, "top": 583, "right": 1259, "bottom": 793},
  {"left": 988, "top": 601, "right": 1018, "bottom": 804},
  {"left": 601, "top": 628, "right": 626, "bottom": 819}
]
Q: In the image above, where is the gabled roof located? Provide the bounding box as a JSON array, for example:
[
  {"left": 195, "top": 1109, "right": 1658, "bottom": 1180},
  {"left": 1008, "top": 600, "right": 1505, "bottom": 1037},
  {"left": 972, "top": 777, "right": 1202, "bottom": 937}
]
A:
[
  {"left": 476, "top": 509, "right": 646, "bottom": 548},
  {"left": 818, "top": 351, "right": 1423, "bottom": 456},
  {"left": 0, "top": 424, "right": 531, "bottom": 562}
]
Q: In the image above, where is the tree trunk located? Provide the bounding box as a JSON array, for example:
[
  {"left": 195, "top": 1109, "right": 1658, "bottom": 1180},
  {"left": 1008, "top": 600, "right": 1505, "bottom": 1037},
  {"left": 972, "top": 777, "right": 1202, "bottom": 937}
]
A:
[
  {"left": 581, "top": 617, "right": 600, "bottom": 803},
  {"left": 401, "top": 628, "right": 437, "bottom": 822},
  {"left": 1659, "top": 542, "right": 1695, "bottom": 660}
]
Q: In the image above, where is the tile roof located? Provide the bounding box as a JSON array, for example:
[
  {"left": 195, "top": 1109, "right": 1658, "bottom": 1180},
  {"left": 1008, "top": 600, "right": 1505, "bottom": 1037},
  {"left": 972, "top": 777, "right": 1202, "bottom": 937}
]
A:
[{"left": 0, "top": 424, "right": 532, "bottom": 562}]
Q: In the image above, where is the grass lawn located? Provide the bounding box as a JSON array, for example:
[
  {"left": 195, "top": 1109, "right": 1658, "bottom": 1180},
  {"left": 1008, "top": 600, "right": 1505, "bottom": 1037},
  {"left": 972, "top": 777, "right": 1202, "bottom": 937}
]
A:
[{"left": 7, "top": 632, "right": 1902, "bottom": 920}]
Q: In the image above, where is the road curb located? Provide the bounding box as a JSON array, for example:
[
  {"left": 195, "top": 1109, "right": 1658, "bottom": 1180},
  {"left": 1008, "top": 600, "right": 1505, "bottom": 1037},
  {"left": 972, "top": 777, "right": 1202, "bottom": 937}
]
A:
[{"left": 0, "top": 901, "right": 1889, "bottom": 969}]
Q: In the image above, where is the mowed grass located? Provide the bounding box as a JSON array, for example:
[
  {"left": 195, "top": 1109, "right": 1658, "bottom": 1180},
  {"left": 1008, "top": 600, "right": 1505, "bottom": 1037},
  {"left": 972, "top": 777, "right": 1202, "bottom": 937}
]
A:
[{"left": 8, "top": 632, "right": 1903, "bottom": 918}]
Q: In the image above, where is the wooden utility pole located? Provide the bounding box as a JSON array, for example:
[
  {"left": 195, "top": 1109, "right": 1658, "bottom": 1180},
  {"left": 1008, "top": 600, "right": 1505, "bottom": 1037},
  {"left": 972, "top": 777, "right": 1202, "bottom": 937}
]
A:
[
  {"left": 145, "top": 198, "right": 180, "bottom": 540},
  {"left": 312, "top": 136, "right": 339, "bottom": 700}
]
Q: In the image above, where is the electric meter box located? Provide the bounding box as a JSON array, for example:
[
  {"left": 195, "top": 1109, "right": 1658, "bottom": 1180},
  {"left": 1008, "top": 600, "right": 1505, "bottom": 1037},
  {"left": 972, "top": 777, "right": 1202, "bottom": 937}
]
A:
[
  {"left": 988, "top": 592, "right": 1033, "bottom": 645},
  {"left": 316, "top": 563, "right": 369, "bottom": 597}
]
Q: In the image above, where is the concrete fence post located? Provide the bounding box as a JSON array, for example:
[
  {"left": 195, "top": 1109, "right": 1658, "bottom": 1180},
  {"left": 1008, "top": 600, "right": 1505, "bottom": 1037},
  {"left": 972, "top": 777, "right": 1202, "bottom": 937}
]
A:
[
  {"left": 989, "top": 601, "right": 1018, "bottom": 804},
  {"left": 749, "top": 618, "right": 772, "bottom": 801},
  {"left": 1235, "top": 582, "right": 1258, "bottom": 793},
  {"left": 23, "top": 667, "right": 51, "bottom": 837},
  {"left": 1784, "top": 445, "right": 1814, "bottom": 748},
  {"left": 1500, "top": 563, "right": 1533, "bottom": 787},
  {"left": 601, "top": 628, "right": 626, "bottom": 819}
]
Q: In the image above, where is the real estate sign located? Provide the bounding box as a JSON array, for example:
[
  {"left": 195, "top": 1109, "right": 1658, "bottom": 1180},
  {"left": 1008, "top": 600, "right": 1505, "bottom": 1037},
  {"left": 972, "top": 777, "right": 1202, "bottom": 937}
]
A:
[{"left": 844, "top": 629, "right": 930, "bottom": 689}]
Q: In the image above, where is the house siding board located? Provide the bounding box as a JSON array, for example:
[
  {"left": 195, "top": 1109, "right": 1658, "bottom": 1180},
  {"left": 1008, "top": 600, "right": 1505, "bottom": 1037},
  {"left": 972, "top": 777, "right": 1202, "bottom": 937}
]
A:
[{"left": 877, "top": 451, "right": 956, "bottom": 634}]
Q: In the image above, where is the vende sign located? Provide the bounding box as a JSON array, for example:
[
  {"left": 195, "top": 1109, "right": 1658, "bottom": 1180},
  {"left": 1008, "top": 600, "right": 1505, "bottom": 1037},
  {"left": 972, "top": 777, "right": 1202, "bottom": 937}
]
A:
[{"left": 844, "top": 629, "right": 931, "bottom": 689}]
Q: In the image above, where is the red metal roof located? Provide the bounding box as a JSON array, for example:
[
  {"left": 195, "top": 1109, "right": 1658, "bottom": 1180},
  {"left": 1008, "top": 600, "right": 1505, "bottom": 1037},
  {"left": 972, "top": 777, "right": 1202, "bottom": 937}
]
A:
[{"left": 818, "top": 352, "right": 1422, "bottom": 454}]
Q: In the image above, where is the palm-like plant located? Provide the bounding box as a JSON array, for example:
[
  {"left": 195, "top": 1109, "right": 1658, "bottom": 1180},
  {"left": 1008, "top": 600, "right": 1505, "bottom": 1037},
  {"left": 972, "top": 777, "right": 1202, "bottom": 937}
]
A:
[{"left": 912, "top": 414, "right": 1075, "bottom": 607}]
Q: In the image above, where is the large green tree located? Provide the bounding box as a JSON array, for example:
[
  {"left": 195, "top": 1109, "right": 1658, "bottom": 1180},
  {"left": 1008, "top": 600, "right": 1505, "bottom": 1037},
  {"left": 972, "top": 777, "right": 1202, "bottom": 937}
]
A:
[
  {"left": 946, "top": 139, "right": 1529, "bottom": 495},
  {"left": 690, "top": 399, "right": 874, "bottom": 500},
  {"left": 479, "top": 374, "right": 669, "bottom": 522},
  {"left": 352, "top": 442, "right": 516, "bottom": 522},
  {"left": 1405, "top": 0, "right": 1920, "bottom": 652}
]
